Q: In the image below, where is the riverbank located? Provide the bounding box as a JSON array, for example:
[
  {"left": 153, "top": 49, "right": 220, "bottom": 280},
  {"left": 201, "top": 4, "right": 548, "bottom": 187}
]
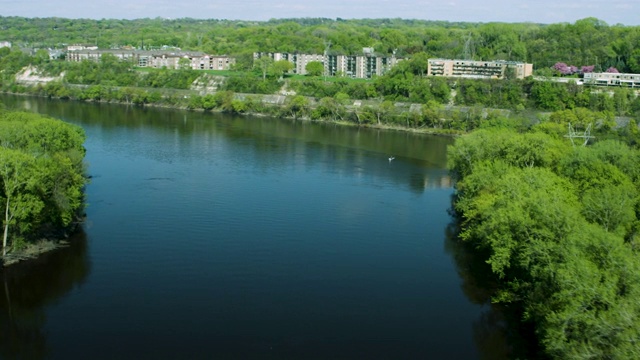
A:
[
  {"left": 2, "top": 89, "right": 471, "bottom": 137},
  {"left": 2, "top": 239, "right": 69, "bottom": 267}
]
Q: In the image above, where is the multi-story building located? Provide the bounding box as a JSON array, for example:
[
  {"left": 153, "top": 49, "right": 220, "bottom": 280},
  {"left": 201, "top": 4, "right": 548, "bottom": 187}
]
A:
[
  {"left": 293, "top": 53, "right": 325, "bottom": 75},
  {"left": 254, "top": 49, "right": 399, "bottom": 79},
  {"left": 583, "top": 72, "right": 640, "bottom": 87},
  {"left": 66, "top": 49, "right": 235, "bottom": 70},
  {"left": 427, "top": 59, "right": 533, "bottom": 79},
  {"left": 66, "top": 44, "right": 98, "bottom": 51},
  {"left": 66, "top": 49, "right": 143, "bottom": 63}
]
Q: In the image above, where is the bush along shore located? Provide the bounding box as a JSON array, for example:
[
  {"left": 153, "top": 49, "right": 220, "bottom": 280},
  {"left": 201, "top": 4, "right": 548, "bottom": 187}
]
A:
[
  {"left": 5, "top": 78, "right": 640, "bottom": 141},
  {"left": 3, "top": 81, "right": 482, "bottom": 135}
]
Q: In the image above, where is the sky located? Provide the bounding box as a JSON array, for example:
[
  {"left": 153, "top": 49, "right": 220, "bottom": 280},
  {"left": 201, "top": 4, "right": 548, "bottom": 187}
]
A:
[{"left": 0, "top": 0, "right": 638, "bottom": 25}]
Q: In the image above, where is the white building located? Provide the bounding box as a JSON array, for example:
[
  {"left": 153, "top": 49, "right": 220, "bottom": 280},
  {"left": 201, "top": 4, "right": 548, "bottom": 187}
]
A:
[
  {"left": 583, "top": 72, "right": 640, "bottom": 87},
  {"left": 66, "top": 44, "right": 98, "bottom": 51}
]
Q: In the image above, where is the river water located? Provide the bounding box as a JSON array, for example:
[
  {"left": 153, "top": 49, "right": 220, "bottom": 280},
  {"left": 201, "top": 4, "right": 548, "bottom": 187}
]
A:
[{"left": 0, "top": 96, "right": 510, "bottom": 359}]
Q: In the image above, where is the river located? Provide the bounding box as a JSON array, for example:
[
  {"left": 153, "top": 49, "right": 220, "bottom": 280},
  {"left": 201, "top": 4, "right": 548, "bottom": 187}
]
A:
[{"left": 0, "top": 96, "right": 511, "bottom": 359}]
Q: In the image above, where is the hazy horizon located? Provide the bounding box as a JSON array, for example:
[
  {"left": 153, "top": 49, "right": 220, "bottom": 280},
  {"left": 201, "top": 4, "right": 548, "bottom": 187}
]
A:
[{"left": 0, "top": 0, "right": 638, "bottom": 26}]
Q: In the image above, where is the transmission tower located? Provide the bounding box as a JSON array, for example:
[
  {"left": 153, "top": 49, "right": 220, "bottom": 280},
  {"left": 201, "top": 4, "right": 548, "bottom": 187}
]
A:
[
  {"left": 323, "top": 40, "right": 332, "bottom": 81},
  {"left": 565, "top": 123, "right": 594, "bottom": 147},
  {"left": 462, "top": 33, "right": 474, "bottom": 60}
]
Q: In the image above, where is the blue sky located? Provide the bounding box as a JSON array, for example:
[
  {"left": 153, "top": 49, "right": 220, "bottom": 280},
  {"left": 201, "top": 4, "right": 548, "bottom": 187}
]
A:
[{"left": 0, "top": 0, "right": 637, "bottom": 25}]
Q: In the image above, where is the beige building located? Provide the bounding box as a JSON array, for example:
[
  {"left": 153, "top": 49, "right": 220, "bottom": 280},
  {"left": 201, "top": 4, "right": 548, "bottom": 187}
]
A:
[
  {"left": 66, "top": 49, "right": 235, "bottom": 70},
  {"left": 427, "top": 59, "right": 533, "bottom": 79},
  {"left": 195, "top": 55, "right": 235, "bottom": 70},
  {"left": 583, "top": 72, "right": 640, "bottom": 87},
  {"left": 293, "top": 53, "right": 325, "bottom": 75}
]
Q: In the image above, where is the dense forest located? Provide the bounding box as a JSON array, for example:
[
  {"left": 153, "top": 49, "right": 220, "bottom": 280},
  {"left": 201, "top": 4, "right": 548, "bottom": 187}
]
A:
[
  {"left": 1, "top": 16, "right": 640, "bottom": 73},
  {"left": 0, "top": 106, "right": 86, "bottom": 258}
]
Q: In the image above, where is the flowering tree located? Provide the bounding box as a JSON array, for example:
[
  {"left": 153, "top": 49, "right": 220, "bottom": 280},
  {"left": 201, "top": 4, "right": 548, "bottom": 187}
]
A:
[
  {"left": 581, "top": 65, "right": 595, "bottom": 73},
  {"left": 553, "top": 62, "right": 573, "bottom": 75},
  {"left": 552, "top": 63, "right": 584, "bottom": 75},
  {"left": 605, "top": 67, "right": 619, "bottom": 73},
  {"left": 553, "top": 63, "right": 598, "bottom": 75}
]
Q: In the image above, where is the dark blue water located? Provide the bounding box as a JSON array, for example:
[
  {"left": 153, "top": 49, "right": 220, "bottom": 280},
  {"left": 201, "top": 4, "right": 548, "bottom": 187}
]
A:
[{"left": 0, "top": 97, "right": 508, "bottom": 359}]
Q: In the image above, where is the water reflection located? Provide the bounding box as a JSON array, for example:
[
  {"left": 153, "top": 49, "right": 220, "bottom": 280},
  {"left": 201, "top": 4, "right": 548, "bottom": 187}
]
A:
[
  {"left": 0, "top": 230, "right": 90, "bottom": 360},
  {"left": 4, "top": 96, "right": 453, "bottom": 195},
  {"left": 443, "top": 201, "right": 539, "bottom": 360}
]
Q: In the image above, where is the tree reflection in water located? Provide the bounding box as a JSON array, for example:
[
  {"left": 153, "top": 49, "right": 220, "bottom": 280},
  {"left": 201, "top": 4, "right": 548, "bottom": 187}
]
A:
[
  {"left": 0, "top": 229, "right": 90, "bottom": 360},
  {"left": 444, "top": 202, "right": 539, "bottom": 360}
]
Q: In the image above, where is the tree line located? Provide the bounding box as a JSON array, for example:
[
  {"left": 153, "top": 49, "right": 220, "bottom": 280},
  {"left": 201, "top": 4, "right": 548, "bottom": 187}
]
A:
[
  {"left": 1, "top": 16, "right": 640, "bottom": 73},
  {"left": 0, "top": 105, "right": 86, "bottom": 258}
]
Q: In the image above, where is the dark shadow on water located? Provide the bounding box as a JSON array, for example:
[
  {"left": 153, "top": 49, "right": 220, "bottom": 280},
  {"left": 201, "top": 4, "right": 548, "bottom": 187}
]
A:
[
  {"left": 0, "top": 229, "right": 90, "bottom": 360},
  {"left": 443, "top": 198, "right": 541, "bottom": 360}
]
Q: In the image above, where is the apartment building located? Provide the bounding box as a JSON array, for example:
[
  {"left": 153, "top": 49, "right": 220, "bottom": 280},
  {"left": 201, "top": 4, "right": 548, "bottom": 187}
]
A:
[
  {"left": 66, "top": 49, "right": 143, "bottom": 63},
  {"left": 254, "top": 49, "right": 399, "bottom": 79},
  {"left": 66, "top": 44, "right": 98, "bottom": 51},
  {"left": 294, "top": 53, "right": 325, "bottom": 75},
  {"left": 583, "top": 72, "right": 640, "bottom": 87},
  {"left": 66, "top": 49, "right": 235, "bottom": 70},
  {"left": 427, "top": 59, "right": 533, "bottom": 79}
]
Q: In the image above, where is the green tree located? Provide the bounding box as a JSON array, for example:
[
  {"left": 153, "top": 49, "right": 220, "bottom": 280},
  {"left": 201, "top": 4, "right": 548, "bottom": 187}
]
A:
[
  {"left": 254, "top": 56, "right": 273, "bottom": 81},
  {"left": 0, "top": 148, "right": 42, "bottom": 255},
  {"left": 178, "top": 57, "right": 191, "bottom": 70},
  {"left": 286, "top": 95, "right": 309, "bottom": 119},
  {"left": 270, "top": 59, "right": 294, "bottom": 79},
  {"left": 305, "top": 61, "right": 324, "bottom": 77}
]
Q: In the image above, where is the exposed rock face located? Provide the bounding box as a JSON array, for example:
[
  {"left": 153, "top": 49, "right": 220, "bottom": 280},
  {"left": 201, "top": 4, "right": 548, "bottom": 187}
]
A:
[
  {"left": 14, "top": 66, "right": 64, "bottom": 85},
  {"left": 191, "top": 74, "right": 226, "bottom": 95}
]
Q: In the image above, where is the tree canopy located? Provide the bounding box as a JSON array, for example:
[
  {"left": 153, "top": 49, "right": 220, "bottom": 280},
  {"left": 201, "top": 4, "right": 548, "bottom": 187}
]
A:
[
  {"left": 449, "top": 127, "right": 640, "bottom": 359},
  {"left": 0, "top": 108, "right": 86, "bottom": 257}
]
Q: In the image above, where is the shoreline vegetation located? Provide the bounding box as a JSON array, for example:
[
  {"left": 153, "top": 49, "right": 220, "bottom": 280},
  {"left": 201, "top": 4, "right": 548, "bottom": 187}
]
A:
[
  {"left": 0, "top": 107, "right": 87, "bottom": 267},
  {"left": 0, "top": 89, "right": 466, "bottom": 137}
]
